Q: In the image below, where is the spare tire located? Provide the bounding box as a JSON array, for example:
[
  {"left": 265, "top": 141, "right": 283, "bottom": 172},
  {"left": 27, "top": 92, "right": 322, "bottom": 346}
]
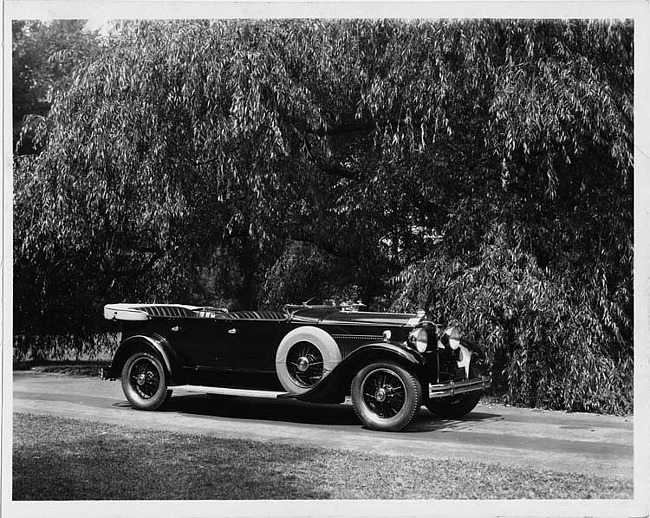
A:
[{"left": 275, "top": 326, "right": 342, "bottom": 394}]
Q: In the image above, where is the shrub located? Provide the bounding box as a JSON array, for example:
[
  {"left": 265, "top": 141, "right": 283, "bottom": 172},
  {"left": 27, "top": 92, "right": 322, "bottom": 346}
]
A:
[
  {"left": 13, "top": 333, "right": 119, "bottom": 363},
  {"left": 391, "top": 224, "right": 633, "bottom": 415}
]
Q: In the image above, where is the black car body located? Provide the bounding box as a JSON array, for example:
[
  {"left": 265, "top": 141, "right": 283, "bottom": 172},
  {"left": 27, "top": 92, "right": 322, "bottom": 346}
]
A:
[{"left": 103, "top": 303, "right": 490, "bottom": 431}]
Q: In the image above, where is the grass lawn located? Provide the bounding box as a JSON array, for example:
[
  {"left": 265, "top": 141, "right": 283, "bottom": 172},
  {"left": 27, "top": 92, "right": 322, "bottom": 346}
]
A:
[{"left": 12, "top": 413, "right": 632, "bottom": 500}]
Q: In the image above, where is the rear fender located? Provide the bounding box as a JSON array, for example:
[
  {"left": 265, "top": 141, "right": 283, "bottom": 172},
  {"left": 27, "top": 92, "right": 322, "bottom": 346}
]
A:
[
  {"left": 287, "top": 342, "right": 426, "bottom": 403},
  {"left": 107, "top": 334, "right": 184, "bottom": 385}
]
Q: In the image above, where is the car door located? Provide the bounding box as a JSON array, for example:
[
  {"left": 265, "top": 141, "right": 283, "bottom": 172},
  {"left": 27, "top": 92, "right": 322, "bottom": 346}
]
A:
[
  {"left": 170, "top": 317, "right": 241, "bottom": 371},
  {"left": 172, "top": 315, "right": 288, "bottom": 373},
  {"left": 221, "top": 318, "right": 290, "bottom": 373}
]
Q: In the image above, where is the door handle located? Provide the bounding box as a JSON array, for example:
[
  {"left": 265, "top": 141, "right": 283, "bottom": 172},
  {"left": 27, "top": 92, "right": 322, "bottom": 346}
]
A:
[{"left": 228, "top": 328, "right": 237, "bottom": 335}]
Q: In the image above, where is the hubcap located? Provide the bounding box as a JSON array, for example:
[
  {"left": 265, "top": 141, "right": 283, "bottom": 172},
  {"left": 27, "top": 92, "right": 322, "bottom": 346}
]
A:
[
  {"left": 287, "top": 342, "right": 324, "bottom": 388},
  {"left": 374, "top": 387, "right": 387, "bottom": 402},
  {"left": 296, "top": 356, "right": 310, "bottom": 372},
  {"left": 129, "top": 358, "right": 160, "bottom": 399}
]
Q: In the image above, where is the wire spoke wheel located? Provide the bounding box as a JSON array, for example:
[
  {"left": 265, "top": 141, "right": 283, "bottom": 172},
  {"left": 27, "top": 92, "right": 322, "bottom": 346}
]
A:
[
  {"left": 275, "top": 326, "right": 342, "bottom": 395},
  {"left": 351, "top": 362, "right": 421, "bottom": 432},
  {"left": 121, "top": 350, "right": 171, "bottom": 411},
  {"left": 361, "top": 369, "right": 406, "bottom": 418},
  {"left": 286, "top": 341, "right": 324, "bottom": 388},
  {"left": 129, "top": 357, "right": 161, "bottom": 399}
]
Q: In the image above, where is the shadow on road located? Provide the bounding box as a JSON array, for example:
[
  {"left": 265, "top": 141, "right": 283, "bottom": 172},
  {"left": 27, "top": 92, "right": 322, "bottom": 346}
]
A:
[
  {"left": 163, "top": 394, "right": 362, "bottom": 426},
  {"left": 405, "top": 411, "right": 504, "bottom": 433},
  {"left": 114, "top": 393, "right": 504, "bottom": 432}
]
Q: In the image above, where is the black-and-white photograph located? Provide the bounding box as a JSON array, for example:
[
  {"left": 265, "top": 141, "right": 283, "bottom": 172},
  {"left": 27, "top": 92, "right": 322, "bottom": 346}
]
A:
[{"left": 3, "top": 1, "right": 649, "bottom": 517}]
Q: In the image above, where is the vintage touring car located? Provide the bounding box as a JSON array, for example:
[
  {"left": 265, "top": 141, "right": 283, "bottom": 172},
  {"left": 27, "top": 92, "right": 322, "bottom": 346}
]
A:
[{"left": 102, "top": 303, "right": 491, "bottom": 431}]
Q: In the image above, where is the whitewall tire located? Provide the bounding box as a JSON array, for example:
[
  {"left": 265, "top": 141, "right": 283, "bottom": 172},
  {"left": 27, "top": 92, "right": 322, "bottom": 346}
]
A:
[{"left": 275, "top": 326, "right": 342, "bottom": 394}]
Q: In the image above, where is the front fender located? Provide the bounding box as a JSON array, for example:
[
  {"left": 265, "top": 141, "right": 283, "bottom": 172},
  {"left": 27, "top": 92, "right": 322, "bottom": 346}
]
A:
[
  {"left": 342, "top": 341, "right": 426, "bottom": 369},
  {"left": 285, "top": 341, "right": 426, "bottom": 403},
  {"left": 460, "top": 337, "right": 488, "bottom": 360}
]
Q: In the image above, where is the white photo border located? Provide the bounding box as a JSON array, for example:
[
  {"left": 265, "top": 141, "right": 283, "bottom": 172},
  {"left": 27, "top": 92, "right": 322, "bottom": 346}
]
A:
[{"left": 3, "top": 2, "right": 649, "bottom": 517}]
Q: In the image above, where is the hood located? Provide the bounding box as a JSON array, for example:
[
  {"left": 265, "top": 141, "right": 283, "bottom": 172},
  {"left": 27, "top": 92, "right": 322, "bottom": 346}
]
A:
[{"left": 287, "top": 306, "right": 423, "bottom": 327}]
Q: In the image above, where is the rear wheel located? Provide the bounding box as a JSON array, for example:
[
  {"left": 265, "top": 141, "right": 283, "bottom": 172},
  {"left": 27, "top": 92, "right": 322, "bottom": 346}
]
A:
[
  {"left": 121, "top": 351, "right": 172, "bottom": 410},
  {"left": 351, "top": 362, "right": 421, "bottom": 432}
]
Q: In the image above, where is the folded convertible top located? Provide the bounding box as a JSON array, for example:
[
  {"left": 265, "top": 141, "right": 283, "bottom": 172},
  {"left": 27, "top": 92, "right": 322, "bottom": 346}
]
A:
[{"left": 104, "top": 303, "right": 204, "bottom": 321}]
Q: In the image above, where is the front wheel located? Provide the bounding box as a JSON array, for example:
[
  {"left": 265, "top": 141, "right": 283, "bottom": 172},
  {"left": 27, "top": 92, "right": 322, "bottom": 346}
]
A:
[
  {"left": 351, "top": 362, "right": 421, "bottom": 432},
  {"left": 121, "top": 351, "right": 172, "bottom": 410},
  {"left": 426, "top": 361, "right": 485, "bottom": 418},
  {"left": 425, "top": 391, "right": 481, "bottom": 419}
]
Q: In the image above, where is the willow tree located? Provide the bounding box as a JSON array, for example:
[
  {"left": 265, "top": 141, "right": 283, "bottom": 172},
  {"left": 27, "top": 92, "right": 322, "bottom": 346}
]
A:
[
  {"left": 14, "top": 19, "right": 633, "bottom": 413},
  {"left": 383, "top": 20, "right": 633, "bottom": 413}
]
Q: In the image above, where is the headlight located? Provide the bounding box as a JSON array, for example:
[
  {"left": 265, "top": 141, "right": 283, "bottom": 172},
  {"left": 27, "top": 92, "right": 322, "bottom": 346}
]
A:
[
  {"left": 408, "top": 327, "right": 428, "bottom": 353},
  {"left": 444, "top": 326, "right": 461, "bottom": 350}
]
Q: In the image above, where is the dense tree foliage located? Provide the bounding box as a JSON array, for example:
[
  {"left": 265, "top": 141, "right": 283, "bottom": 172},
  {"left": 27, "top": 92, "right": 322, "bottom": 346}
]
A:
[
  {"left": 13, "top": 19, "right": 632, "bottom": 412},
  {"left": 12, "top": 20, "right": 100, "bottom": 154}
]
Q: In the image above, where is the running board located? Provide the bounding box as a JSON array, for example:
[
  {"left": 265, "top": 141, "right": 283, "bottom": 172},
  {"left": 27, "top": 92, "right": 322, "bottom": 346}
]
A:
[{"left": 170, "top": 385, "right": 290, "bottom": 399}]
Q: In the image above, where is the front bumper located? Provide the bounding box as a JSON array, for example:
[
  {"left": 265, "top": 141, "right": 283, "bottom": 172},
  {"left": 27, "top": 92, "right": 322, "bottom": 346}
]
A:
[{"left": 428, "top": 375, "right": 491, "bottom": 400}]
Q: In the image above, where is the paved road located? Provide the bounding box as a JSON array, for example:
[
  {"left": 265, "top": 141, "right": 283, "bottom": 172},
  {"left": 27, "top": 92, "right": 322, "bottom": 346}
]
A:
[{"left": 12, "top": 371, "right": 633, "bottom": 480}]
